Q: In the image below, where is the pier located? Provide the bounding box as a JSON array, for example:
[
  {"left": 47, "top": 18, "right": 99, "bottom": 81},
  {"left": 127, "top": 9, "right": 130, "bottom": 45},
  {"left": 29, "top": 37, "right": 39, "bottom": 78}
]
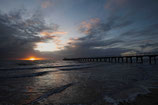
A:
[{"left": 63, "top": 54, "right": 158, "bottom": 64}]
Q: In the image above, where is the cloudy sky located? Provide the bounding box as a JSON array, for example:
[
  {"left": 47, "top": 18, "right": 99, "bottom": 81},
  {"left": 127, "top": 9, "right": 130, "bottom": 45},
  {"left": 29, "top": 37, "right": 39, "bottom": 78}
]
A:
[{"left": 0, "top": 0, "right": 158, "bottom": 60}]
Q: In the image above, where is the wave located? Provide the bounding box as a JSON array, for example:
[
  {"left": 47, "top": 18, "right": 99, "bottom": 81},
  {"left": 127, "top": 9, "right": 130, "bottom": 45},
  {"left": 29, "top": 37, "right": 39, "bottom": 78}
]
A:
[
  {"left": 60, "top": 66, "right": 92, "bottom": 71},
  {"left": 104, "top": 90, "right": 149, "bottom": 105},
  {"left": 26, "top": 83, "right": 74, "bottom": 105},
  {"left": 0, "top": 64, "right": 86, "bottom": 71},
  {"left": 59, "top": 63, "right": 103, "bottom": 71},
  {"left": 0, "top": 66, "right": 91, "bottom": 79},
  {"left": 0, "top": 71, "right": 54, "bottom": 79},
  {"left": 0, "top": 64, "right": 100, "bottom": 79}
]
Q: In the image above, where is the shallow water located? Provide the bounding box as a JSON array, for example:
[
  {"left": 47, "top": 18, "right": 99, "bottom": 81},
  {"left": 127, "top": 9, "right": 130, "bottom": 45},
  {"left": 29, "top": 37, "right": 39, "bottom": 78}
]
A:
[{"left": 0, "top": 60, "right": 158, "bottom": 105}]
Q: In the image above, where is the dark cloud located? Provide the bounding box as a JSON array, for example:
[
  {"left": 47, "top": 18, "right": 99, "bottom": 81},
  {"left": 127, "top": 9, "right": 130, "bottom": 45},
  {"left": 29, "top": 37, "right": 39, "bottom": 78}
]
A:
[
  {"left": 56, "top": 0, "right": 158, "bottom": 58},
  {"left": 0, "top": 10, "right": 56, "bottom": 59}
]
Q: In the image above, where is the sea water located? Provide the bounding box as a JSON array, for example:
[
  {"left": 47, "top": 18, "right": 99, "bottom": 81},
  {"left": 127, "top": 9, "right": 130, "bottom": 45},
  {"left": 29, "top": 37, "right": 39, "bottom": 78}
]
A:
[{"left": 0, "top": 60, "right": 158, "bottom": 105}]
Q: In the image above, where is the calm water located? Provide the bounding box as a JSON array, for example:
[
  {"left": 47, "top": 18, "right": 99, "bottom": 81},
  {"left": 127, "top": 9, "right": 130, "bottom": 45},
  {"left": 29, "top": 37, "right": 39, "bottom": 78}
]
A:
[{"left": 0, "top": 60, "right": 158, "bottom": 105}]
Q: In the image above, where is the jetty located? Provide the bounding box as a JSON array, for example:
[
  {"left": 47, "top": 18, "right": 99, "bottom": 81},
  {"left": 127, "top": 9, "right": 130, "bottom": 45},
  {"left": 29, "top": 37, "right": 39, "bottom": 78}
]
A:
[{"left": 63, "top": 54, "right": 158, "bottom": 64}]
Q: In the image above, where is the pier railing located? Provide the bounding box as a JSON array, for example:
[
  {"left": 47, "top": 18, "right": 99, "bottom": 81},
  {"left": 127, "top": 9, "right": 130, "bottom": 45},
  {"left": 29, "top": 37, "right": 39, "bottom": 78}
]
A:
[{"left": 63, "top": 54, "right": 158, "bottom": 64}]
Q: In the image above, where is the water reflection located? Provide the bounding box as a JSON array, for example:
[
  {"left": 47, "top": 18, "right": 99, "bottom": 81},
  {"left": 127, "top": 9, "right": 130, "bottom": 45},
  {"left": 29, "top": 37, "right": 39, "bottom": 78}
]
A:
[{"left": 0, "top": 61, "right": 158, "bottom": 105}]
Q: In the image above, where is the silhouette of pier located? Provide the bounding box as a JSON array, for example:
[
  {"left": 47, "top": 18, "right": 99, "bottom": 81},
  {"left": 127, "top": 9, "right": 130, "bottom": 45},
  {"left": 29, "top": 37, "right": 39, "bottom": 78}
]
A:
[{"left": 63, "top": 54, "right": 158, "bottom": 64}]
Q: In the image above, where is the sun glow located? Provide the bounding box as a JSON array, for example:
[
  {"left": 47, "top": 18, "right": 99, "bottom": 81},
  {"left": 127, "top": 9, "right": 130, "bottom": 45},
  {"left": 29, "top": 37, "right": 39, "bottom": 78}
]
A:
[
  {"left": 34, "top": 42, "right": 61, "bottom": 52},
  {"left": 20, "top": 57, "right": 45, "bottom": 61},
  {"left": 29, "top": 57, "right": 35, "bottom": 61}
]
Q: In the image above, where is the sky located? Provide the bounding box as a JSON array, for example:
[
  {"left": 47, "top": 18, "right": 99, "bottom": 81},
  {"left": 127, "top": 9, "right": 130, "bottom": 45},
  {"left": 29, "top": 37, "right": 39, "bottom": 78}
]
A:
[{"left": 0, "top": 0, "right": 158, "bottom": 60}]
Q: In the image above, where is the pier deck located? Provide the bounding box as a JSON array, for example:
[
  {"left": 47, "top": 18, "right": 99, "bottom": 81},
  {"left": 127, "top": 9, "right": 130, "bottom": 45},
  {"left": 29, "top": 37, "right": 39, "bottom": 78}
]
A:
[{"left": 63, "top": 54, "right": 158, "bottom": 64}]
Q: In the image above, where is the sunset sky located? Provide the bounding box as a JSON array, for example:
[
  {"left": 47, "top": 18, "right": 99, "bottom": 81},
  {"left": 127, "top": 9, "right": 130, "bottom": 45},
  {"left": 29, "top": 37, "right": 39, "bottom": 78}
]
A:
[{"left": 0, "top": 0, "right": 158, "bottom": 60}]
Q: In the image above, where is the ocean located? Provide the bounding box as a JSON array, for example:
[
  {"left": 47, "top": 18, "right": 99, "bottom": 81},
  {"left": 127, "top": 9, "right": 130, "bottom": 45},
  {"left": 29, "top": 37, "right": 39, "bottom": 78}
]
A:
[{"left": 0, "top": 60, "right": 158, "bottom": 105}]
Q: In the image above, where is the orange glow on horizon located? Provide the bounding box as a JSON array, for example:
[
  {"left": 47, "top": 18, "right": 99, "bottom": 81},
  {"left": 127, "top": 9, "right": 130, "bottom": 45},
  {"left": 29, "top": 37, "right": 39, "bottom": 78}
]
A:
[
  {"left": 20, "top": 57, "right": 45, "bottom": 61},
  {"left": 40, "top": 31, "right": 67, "bottom": 36},
  {"left": 29, "top": 57, "right": 35, "bottom": 61}
]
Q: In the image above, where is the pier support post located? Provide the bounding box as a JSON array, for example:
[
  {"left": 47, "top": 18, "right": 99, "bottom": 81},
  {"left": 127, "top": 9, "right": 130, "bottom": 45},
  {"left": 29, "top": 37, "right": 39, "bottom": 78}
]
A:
[
  {"left": 126, "top": 57, "right": 128, "bottom": 63},
  {"left": 154, "top": 56, "right": 156, "bottom": 64},
  {"left": 136, "top": 57, "right": 138, "bottom": 63},
  {"left": 149, "top": 56, "right": 157, "bottom": 64},
  {"left": 121, "top": 57, "right": 124, "bottom": 63},
  {"left": 140, "top": 57, "right": 143, "bottom": 63},
  {"left": 130, "top": 57, "right": 132, "bottom": 63},
  {"left": 136, "top": 57, "right": 143, "bottom": 63},
  {"left": 149, "top": 56, "right": 152, "bottom": 64},
  {"left": 109, "top": 58, "right": 111, "bottom": 62},
  {"left": 108, "top": 58, "right": 110, "bottom": 62},
  {"left": 114, "top": 57, "right": 117, "bottom": 62},
  {"left": 118, "top": 57, "right": 120, "bottom": 63},
  {"left": 104, "top": 58, "right": 107, "bottom": 62}
]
